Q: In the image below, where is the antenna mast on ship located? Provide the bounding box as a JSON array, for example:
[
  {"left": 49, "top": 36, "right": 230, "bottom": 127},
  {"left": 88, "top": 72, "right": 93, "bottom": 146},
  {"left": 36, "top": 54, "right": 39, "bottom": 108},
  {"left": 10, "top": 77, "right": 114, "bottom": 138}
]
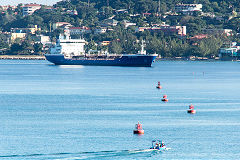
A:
[{"left": 138, "top": 40, "right": 146, "bottom": 55}]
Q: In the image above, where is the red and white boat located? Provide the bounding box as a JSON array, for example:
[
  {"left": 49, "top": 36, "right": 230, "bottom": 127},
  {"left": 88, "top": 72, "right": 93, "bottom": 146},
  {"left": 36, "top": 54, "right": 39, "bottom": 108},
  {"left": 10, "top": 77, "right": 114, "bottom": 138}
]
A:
[
  {"left": 161, "top": 95, "right": 168, "bottom": 102},
  {"left": 156, "top": 81, "right": 162, "bottom": 89},
  {"left": 133, "top": 122, "right": 144, "bottom": 134},
  {"left": 187, "top": 104, "right": 196, "bottom": 114}
]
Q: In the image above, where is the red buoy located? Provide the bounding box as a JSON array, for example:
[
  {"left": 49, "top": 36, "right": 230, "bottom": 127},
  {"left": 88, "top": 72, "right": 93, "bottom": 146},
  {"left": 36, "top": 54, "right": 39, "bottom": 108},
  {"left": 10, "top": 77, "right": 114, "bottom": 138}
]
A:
[
  {"left": 156, "top": 81, "right": 162, "bottom": 89},
  {"left": 133, "top": 122, "right": 144, "bottom": 134},
  {"left": 161, "top": 95, "right": 168, "bottom": 102},
  {"left": 187, "top": 109, "right": 196, "bottom": 114},
  {"left": 187, "top": 104, "right": 196, "bottom": 114}
]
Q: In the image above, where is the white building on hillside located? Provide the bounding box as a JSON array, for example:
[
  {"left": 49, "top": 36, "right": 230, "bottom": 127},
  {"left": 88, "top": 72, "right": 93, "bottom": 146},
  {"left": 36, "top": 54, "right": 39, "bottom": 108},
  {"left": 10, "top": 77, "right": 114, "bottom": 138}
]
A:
[
  {"left": 37, "top": 35, "right": 51, "bottom": 45},
  {"left": 10, "top": 33, "right": 27, "bottom": 41},
  {"left": 122, "top": 20, "right": 136, "bottom": 28},
  {"left": 22, "top": 4, "right": 41, "bottom": 16},
  {"left": 53, "top": 22, "right": 72, "bottom": 30},
  {"left": 175, "top": 4, "right": 202, "bottom": 12},
  {"left": 69, "top": 27, "right": 91, "bottom": 35},
  {"left": 136, "top": 25, "right": 186, "bottom": 36}
]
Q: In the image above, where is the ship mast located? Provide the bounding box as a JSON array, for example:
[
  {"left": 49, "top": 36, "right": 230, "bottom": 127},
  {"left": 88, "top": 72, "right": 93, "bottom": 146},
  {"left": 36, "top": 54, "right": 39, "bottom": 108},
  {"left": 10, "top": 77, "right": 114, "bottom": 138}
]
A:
[{"left": 138, "top": 40, "right": 146, "bottom": 55}]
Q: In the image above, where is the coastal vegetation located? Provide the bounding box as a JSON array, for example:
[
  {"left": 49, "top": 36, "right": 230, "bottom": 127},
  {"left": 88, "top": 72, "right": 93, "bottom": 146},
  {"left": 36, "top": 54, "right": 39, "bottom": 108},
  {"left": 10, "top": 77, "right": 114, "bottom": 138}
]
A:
[{"left": 0, "top": 0, "right": 240, "bottom": 58}]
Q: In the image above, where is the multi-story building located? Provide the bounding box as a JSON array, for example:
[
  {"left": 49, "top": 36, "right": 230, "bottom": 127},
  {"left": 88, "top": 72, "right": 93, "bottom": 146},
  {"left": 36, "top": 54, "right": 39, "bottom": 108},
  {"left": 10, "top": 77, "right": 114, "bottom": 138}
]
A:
[
  {"left": 204, "top": 29, "right": 233, "bottom": 36},
  {"left": 10, "top": 33, "right": 27, "bottom": 41},
  {"left": 10, "top": 25, "right": 41, "bottom": 41},
  {"left": 175, "top": 4, "right": 202, "bottom": 13},
  {"left": 53, "top": 22, "right": 72, "bottom": 30},
  {"left": 136, "top": 25, "right": 186, "bottom": 36},
  {"left": 69, "top": 27, "right": 91, "bottom": 35},
  {"left": 22, "top": 4, "right": 41, "bottom": 16},
  {"left": 35, "top": 35, "right": 51, "bottom": 45},
  {"left": 159, "top": 25, "right": 186, "bottom": 36},
  {"left": 11, "top": 25, "right": 41, "bottom": 34}
]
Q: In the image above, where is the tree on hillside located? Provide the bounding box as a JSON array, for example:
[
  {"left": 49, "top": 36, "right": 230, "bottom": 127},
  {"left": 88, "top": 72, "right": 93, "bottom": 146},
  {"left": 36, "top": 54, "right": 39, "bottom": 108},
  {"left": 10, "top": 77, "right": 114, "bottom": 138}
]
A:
[
  {"left": 0, "top": 34, "right": 9, "bottom": 49},
  {"left": 9, "top": 43, "right": 23, "bottom": 54},
  {"left": 226, "top": 17, "right": 240, "bottom": 33},
  {"left": 33, "top": 43, "right": 43, "bottom": 54},
  {"left": 109, "top": 40, "right": 122, "bottom": 54},
  {"left": 85, "top": 40, "right": 97, "bottom": 53}
]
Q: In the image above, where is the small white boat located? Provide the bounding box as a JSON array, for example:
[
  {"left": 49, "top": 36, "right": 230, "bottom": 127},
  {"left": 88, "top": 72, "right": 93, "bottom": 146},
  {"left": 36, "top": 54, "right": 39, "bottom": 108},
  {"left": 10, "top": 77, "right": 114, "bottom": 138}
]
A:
[{"left": 150, "top": 140, "right": 169, "bottom": 151}]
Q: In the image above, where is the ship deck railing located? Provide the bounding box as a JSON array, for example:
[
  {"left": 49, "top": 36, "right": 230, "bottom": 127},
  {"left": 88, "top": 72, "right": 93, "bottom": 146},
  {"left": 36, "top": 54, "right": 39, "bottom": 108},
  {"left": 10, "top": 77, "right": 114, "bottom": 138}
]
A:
[
  {"left": 71, "top": 55, "right": 122, "bottom": 60},
  {"left": 72, "top": 57, "right": 117, "bottom": 60}
]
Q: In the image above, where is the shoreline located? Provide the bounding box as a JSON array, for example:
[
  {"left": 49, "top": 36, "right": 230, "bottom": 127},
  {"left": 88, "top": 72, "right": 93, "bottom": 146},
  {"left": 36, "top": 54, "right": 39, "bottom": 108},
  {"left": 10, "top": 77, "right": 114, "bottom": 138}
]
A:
[
  {"left": 0, "top": 55, "right": 46, "bottom": 60},
  {"left": 155, "top": 57, "right": 220, "bottom": 61}
]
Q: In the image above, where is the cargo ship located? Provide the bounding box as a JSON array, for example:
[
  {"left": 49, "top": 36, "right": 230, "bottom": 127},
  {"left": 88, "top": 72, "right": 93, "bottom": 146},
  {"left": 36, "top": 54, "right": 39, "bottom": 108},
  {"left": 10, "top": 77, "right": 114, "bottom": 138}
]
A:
[{"left": 45, "top": 32, "right": 157, "bottom": 67}]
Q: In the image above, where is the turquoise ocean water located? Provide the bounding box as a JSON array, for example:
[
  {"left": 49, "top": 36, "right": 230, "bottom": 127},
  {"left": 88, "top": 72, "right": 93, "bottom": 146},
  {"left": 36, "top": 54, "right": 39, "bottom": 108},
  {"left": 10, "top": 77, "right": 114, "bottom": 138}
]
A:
[{"left": 0, "top": 60, "right": 240, "bottom": 159}]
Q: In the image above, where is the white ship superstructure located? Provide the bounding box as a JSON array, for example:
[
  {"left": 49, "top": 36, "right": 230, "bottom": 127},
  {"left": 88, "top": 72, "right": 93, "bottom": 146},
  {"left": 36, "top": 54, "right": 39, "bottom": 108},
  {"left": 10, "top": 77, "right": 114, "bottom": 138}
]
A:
[{"left": 50, "top": 30, "right": 86, "bottom": 57}]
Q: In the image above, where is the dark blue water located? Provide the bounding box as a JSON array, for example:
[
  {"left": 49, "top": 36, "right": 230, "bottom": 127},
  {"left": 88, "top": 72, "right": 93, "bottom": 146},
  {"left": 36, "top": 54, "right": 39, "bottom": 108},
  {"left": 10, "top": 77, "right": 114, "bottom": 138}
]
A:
[{"left": 0, "top": 60, "right": 240, "bottom": 159}]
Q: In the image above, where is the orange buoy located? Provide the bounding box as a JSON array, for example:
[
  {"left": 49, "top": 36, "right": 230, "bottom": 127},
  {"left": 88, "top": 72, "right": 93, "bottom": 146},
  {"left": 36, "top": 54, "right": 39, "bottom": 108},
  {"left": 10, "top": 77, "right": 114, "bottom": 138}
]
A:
[
  {"left": 187, "top": 104, "right": 196, "bottom": 114},
  {"left": 156, "top": 81, "right": 162, "bottom": 89},
  {"left": 161, "top": 95, "right": 168, "bottom": 102},
  {"left": 133, "top": 122, "right": 144, "bottom": 134}
]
